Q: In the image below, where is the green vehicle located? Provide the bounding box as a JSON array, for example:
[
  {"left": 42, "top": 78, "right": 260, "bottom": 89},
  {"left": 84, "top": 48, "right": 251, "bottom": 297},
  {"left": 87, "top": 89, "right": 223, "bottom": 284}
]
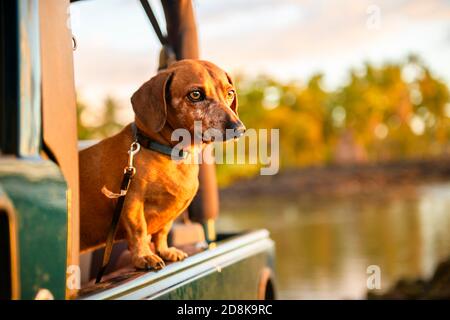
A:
[{"left": 0, "top": 0, "right": 276, "bottom": 300}]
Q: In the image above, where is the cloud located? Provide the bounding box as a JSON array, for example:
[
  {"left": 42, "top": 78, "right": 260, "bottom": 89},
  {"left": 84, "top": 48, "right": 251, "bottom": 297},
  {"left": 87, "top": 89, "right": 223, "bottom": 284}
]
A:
[
  {"left": 72, "top": 0, "right": 450, "bottom": 112},
  {"left": 198, "top": 0, "right": 450, "bottom": 86}
]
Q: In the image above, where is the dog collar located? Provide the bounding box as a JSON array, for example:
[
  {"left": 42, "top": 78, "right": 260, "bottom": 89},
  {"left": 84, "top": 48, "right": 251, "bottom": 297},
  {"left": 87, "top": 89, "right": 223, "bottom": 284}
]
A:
[{"left": 131, "top": 122, "right": 188, "bottom": 160}]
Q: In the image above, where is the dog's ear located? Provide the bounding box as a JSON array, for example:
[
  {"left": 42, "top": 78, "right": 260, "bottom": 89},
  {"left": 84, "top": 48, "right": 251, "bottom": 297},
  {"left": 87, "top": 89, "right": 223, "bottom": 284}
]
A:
[
  {"left": 131, "top": 71, "right": 174, "bottom": 132},
  {"left": 226, "top": 72, "right": 238, "bottom": 115}
]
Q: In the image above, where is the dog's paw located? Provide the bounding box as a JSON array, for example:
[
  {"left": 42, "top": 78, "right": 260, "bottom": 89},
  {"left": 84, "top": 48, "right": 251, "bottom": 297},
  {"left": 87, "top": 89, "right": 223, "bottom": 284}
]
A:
[
  {"left": 132, "top": 253, "right": 165, "bottom": 270},
  {"left": 158, "top": 247, "right": 188, "bottom": 262}
]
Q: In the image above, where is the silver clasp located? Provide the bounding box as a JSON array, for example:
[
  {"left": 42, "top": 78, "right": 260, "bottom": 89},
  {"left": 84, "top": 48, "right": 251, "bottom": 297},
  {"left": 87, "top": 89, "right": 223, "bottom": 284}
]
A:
[
  {"left": 102, "top": 141, "right": 141, "bottom": 199},
  {"left": 125, "top": 141, "right": 141, "bottom": 175}
]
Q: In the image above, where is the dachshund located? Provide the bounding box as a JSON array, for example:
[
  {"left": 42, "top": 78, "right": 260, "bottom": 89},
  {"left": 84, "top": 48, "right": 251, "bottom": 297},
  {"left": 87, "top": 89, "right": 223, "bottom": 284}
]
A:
[{"left": 79, "top": 59, "right": 245, "bottom": 269}]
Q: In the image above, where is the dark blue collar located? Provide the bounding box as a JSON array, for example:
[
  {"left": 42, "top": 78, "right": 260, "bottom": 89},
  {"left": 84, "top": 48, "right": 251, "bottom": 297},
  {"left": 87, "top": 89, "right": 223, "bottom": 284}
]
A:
[{"left": 131, "top": 123, "right": 188, "bottom": 160}]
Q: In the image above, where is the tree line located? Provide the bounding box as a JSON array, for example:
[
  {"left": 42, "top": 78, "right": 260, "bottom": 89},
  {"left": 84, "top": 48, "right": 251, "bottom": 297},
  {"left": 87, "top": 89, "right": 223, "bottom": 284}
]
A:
[{"left": 77, "top": 55, "right": 450, "bottom": 185}]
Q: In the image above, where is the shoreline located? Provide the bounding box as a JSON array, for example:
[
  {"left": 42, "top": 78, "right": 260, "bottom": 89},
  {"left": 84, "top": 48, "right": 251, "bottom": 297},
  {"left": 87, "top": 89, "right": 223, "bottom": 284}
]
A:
[
  {"left": 220, "top": 157, "right": 450, "bottom": 200},
  {"left": 368, "top": 257, "right": 450, "bottom": 299}
]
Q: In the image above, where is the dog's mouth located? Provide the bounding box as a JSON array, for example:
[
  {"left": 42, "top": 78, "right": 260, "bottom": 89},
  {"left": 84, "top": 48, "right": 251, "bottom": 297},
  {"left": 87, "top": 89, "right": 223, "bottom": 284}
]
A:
[
  {"left": 202, "top": 136, "right": 215, "bottom": 143},
  {"left": 196, "top": 130, "right": 220, "bottom": 143},
  {"left": 194, "top": 131, "right": 213, "bottom": 144},
  {"left": 200, "top": 129, "right": 246, "bottom": 143},
  {"left": 201, "top": 134, "right": 219, "bottom": 144}
]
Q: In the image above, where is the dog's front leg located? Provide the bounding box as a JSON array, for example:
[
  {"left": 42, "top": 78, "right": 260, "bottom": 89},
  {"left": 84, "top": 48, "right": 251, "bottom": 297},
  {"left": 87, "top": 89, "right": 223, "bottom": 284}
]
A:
[
  {"left": 122, "top": 196, "right": 165, "bottom": 270},
  {"left": 153, "top": 221, "right": 188, "bottom": 262}
]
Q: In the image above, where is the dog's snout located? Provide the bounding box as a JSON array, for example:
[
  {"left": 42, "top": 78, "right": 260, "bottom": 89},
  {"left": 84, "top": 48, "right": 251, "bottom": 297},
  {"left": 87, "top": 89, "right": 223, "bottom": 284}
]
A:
[{"left": 226, "top": 119, "right": 246, "bottom": 139}]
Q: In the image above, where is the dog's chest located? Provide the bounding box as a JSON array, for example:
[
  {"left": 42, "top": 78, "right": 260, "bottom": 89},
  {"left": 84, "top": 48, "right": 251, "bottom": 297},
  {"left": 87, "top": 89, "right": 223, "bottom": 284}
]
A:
[
  {"left": 157, "top": 162, "right": 199, "bottom": 203},
  {"left": 138, "top": 156, "right": 199, "bottom": 222}
]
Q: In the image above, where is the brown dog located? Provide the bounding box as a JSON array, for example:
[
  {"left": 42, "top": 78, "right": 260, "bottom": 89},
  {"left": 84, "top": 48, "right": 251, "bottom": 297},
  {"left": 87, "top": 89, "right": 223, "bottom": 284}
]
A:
[{"left": 79, "top": 59, "right": 245, "bottom": 270}]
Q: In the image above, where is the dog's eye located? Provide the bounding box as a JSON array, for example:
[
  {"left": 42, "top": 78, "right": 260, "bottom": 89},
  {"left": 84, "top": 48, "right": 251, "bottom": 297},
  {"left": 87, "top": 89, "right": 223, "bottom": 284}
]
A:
[
  {"left": 188, "top": 90, "right": 204, "bottom": 102},
  {"left": 226, "top": 90, "right": 235, "bottom": 102}
]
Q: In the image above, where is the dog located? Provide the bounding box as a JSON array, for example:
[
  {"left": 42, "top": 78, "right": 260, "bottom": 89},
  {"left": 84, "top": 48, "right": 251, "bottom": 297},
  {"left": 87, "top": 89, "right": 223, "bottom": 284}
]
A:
[{"left": 79, "top": 59, "right": 245, "bottom": 270}]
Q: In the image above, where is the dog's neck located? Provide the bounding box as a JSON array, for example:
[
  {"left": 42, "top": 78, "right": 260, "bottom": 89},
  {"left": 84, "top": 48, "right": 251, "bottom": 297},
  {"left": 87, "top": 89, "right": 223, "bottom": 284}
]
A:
[
  {"left": 133, "top": 118, "right": 204, "bottom": 154},
  {"left": 133, "top": 118, "right": 177, "bottom": 147},
  {"left": 134, "top": 117, "right": 178, "bottom": 147}
]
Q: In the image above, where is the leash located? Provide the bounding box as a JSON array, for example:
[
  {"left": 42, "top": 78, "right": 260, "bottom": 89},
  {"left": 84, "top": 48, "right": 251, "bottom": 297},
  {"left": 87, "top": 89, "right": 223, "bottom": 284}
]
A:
[
  {"left": 139, "top": 0, "right": 167, "bottom": 46},
  {"left": 95, "top": 123, "right": 188, "bottom": 283},
  {"left": 139, "top": 0, "right": 176, "bottom": 69},
  {"left": 95, "top": 141, "right": 140, "bottom": 284}
]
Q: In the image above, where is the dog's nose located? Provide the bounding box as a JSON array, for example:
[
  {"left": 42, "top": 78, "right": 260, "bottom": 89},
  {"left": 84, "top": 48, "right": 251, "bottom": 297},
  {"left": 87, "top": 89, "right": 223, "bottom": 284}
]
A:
[{"left": 226, "top": 120, "right": 246, "bottom": 139}]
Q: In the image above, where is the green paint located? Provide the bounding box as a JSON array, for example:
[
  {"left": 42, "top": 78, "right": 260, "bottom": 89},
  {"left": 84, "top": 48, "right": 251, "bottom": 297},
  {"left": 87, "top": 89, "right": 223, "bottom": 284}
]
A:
[
  {"left": 0, "top": 158, "right": 68, "bottom": 299},
  {"left": 157, "top": 252, "right": 271, "bottom": 300}
]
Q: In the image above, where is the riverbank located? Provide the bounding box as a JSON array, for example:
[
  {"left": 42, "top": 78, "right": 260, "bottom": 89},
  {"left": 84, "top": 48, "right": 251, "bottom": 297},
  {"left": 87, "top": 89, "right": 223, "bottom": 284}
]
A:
[
  {"left": 368, "top": 257, "right": 450, "bottom": 299},
  {"left": 220, "top": 158, "right": 450, "bottom": 200}
]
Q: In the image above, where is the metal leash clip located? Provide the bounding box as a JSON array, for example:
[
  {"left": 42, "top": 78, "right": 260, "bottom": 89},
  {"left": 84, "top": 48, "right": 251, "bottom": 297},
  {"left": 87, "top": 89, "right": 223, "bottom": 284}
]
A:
[
  {"left": 96, "top": 141, "right": 141, "bottom": 283},
  {"left": 125, "top": 141, "right": 141, "bottom": 176},
  {"left": 102, "top": 141, "right": 141, "bottom": 199}
]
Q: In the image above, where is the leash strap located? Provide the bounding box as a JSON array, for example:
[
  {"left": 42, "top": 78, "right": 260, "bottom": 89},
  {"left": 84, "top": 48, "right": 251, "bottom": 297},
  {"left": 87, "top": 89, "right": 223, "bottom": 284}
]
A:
[
  {"left": 95, "top": 142, "right": 140, "bottom": 284},
  {"left": 138, "top": 0, "right": 176, "bottom": 70},
  {"left": 139, "top": 0, "right": 167, "bottom": 46}
]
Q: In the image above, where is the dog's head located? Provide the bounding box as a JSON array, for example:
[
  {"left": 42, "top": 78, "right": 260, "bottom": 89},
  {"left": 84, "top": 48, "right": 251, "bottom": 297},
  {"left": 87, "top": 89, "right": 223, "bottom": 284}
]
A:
[{"left": 131, "top": 59, "right": 245, "bottom": 143}]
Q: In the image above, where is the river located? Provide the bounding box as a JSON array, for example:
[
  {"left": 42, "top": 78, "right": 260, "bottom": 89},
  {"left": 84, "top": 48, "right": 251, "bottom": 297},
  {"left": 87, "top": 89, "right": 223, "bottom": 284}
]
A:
[{"left": 218, "top": 182, "right": 450, "bottom": 299}]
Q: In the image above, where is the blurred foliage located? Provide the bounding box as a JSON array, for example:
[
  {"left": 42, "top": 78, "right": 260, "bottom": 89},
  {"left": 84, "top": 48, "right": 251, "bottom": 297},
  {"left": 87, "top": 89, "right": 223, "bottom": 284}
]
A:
[
  {"left": 217, "top": 55, "right": 450, "bottom": 185},
  {"left": 77, "top": 56, "right": 450, "bottom": 186},
  {"left": 77, "top": 96, "right": 123, "bottom": 140}
]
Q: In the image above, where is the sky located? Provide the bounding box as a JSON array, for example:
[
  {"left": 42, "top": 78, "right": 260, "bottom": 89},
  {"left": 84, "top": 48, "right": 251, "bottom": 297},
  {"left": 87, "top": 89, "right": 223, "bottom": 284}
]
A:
[{"left": 71, "top": 0, "right": 450, "bottom": 124}]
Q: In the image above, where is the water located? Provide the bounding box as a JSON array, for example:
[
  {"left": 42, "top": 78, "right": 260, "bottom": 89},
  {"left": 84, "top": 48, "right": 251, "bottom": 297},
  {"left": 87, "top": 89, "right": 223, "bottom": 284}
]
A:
[{"left": 218, "top": 182, "right": 450, "bottom": 299}]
